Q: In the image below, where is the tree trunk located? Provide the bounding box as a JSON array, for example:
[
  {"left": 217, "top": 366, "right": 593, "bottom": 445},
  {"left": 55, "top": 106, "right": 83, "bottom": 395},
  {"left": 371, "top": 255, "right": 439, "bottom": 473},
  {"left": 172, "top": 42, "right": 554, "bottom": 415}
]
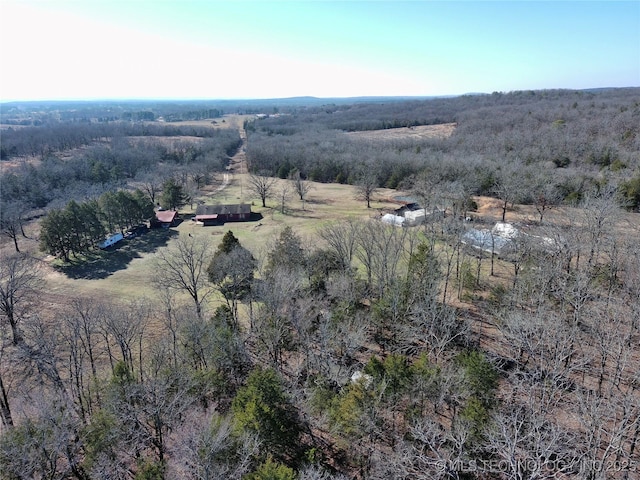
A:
[
  {"left": 8, "top": 311, "right": 22, "bottom": 346},
  {"left": 0, "top": 373, "right": 13, "bottom": 428}
]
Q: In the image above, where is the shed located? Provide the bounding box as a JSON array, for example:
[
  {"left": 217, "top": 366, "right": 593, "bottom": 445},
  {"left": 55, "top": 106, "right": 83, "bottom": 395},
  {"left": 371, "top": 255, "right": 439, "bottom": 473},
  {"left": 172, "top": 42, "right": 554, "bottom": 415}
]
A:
[
  {"left": 154, "top": 209, "right": 178, "bottom": 228},
  {"left": 404, "top": 208, "right": 445, "bottom": 226},
  {"left": 394, "top": 202, "right": 421, "bottom": 215},
  {"left": 403, "top": 210, "right": 426, "bottom": 226},
  {"left": 381, "top": 213, "right": 406, "bottom": 227}
]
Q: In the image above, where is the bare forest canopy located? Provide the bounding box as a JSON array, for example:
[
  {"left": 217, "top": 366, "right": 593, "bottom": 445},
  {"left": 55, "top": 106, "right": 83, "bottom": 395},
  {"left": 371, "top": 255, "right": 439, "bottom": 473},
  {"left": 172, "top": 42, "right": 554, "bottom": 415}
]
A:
[
  {"left": 1, "top": 125, "right": 242, "bottom": 210},
  {"left": 244, "top": 88, "right": 640, "bottom": 209},
  {"left": 0, "top": 121, "right": 232, "bottom": 160},
  {"left": 1, "top": 87, "right": 640, "bottom": 479}
]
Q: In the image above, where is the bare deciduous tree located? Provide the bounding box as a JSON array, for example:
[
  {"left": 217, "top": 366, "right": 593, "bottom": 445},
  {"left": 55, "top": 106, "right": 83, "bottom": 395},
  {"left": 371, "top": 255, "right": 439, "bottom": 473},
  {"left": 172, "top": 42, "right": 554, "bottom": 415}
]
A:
[
  {"left": 298, "top": 465, "right": 348, "bottom": 480},
  {"left": 251, "top": 268, "right": 304, "bottom": 370},
  {"left": 101, "top": 301, "right": 149, "bottom": 380},
  {"left": 248, "top": 173, "right": 278, "bottom": 208},
  {"left": 0, "top": 254, "right": 43, "bottom": 346},
  {"left": 400, "top": 303, "right": 469, "bottom": 365},
  {"left": 0, "top": 201, "right": 27, "bottom": 253},
  {"left": 278, "top": 180, "right": 292, "bottom": 214},
  {"left": 103, "top": 365, "right": 196, "bottom": 469},
  {"left": 172, "top": 411, "right": 258, "bottom": 479},
  {"left": 405, "top": 417, "right": 473, "bottom": 480},
  {"left": 0, "top": 326, "right": 13, "bottom": 428},
  {"left": 356, "top": 172, "right": 378, "bottom": 209},
  {"left": 579, "top": 188, "right": 622, "bottom": 269},
  {"left": 530, "top": 172, "right": 563, "bottom": 223},
  {"left": 355, "top": 220, "right": 408, "bottom": 296},
  {"left": 498, "top": 306, "right": 586, "bottom": 412},
  {"left": 137, "top": 170, "right": 163, "bottom": 206},
  {"left": 0, "top": 397, "right": 87, "bottom": 479},
  {"left": 190, "top": 165, "right": 209, "bottom": 190},
  {"left": 492, "top": 162, "right": 527, "bottom": 223},
  {"left": 573, "top": 388, "right": 640, "bottom": 480},
  {"left": 318, "top": 218, "right": 359, "bottom": 272},
  {"left": 487, "top": 403, "right": 576, "bottom": 479},
  {"left": 290, "top": 169, "right": 313, "bottom": 210},
  {"left": 61, "top": 299, "right": 107, "bottom": 421},
  {"left": 153, "top": 235, "right": 215, "bottom": 318}
]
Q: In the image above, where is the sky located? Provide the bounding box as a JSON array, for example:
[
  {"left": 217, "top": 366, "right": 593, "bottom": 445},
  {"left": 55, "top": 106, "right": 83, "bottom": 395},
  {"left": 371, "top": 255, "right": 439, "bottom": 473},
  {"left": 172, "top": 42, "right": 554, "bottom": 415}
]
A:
[{"left": 1, "top": 0, "right": 639, "bottom": 101}]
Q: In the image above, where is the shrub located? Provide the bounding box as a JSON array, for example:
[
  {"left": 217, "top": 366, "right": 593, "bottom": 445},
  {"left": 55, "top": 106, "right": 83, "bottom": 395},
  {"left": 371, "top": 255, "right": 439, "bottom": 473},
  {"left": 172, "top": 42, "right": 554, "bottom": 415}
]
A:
[
  {"left": 619, "top": 174, "right": 640, "bottom": 211},
  {"left": 232, "top": 367, "right": 302, "bottom": 462},
  {"left": 245, "top": 457, "right": 296, "bottom": 480}
]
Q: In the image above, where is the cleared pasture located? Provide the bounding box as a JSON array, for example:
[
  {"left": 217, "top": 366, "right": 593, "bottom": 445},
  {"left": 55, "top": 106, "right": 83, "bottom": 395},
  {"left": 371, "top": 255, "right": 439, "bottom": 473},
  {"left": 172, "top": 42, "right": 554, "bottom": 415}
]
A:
[
  {"left": 344, "top": 122, "right": 456, "bottom": 141},
  {"left": 6, "top": 173, "right": 404, "bottom": 314}
]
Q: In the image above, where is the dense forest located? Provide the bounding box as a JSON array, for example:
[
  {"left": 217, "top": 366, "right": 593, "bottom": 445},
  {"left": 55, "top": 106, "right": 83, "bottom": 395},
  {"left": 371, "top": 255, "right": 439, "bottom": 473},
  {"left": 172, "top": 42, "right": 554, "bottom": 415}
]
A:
[
  {"left": 1, "top": 88, "right": 639, "bottom": 479},
  {"left": 245, "top": 89, "right": 640, "bottom": 209},
  {"left": 1, "top": 125, "right": 241, "bottom": 211}
]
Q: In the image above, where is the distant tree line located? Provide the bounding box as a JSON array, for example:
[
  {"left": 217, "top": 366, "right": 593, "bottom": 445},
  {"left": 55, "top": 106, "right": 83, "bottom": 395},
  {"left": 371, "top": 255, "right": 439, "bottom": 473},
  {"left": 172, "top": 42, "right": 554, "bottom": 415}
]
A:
[
  {"left": 244, "top": 88, "right": 638, "bottom": 133},
  {"left": 0, "top": 97, "right": 343, "bottom": 127}
]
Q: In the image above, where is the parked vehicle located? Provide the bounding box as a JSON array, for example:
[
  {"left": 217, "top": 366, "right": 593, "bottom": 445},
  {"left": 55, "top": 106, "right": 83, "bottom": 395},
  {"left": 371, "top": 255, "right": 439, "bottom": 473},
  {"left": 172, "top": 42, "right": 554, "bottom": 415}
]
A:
[{"left": 99, "top": 232, "right": 124, "bottom": 249}]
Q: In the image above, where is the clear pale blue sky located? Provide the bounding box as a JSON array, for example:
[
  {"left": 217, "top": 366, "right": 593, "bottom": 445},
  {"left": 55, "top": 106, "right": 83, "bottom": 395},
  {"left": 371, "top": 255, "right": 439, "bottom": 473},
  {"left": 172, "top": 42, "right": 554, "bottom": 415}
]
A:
[{"left": 2, "top": 0, "right": 639, "bottom": 101}]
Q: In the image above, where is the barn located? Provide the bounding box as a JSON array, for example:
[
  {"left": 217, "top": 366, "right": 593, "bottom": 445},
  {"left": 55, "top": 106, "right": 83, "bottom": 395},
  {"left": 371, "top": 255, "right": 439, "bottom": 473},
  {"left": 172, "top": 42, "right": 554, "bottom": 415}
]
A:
[{"left": 194, "top": 204, "right": 252, "bottom": 226}]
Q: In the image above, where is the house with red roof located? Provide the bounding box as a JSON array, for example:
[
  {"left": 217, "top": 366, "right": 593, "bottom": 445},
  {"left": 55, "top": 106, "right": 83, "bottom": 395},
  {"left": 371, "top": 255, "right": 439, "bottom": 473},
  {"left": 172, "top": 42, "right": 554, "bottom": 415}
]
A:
[{"left": 153, "top": 209, "right": 178, "bottom": 228}]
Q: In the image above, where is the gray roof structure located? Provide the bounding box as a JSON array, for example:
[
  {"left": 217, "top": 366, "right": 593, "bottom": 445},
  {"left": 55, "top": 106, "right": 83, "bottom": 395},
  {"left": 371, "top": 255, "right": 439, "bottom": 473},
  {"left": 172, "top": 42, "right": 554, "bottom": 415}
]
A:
[{"left": 195, "top": 204, "right": 251, "bottom": 216}]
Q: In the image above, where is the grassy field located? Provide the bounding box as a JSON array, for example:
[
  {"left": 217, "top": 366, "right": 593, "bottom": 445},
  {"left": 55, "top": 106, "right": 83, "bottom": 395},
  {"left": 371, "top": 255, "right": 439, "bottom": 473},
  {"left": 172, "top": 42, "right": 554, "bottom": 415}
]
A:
[
  {"left": 344, "top": 122, "right": 456, "bottom": 141},
  {"left": 8, "top": 173, "right": 405, "bottom": 316},
  {"left": 10, "top": 163, "right": 639, "bottom": 321}
]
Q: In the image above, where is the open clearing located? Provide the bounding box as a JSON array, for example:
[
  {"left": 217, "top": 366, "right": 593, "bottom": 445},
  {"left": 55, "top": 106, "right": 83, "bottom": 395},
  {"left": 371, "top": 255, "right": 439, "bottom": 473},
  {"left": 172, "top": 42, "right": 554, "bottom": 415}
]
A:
[
  {"left": 5, "top": 172, "right": 409, "bottom": 314},
  {"left": 344, "top": 122, "right": 456, "bottom": 141},
  {"left": 11, "top": 174, "right": 638, "bottom": 322}
]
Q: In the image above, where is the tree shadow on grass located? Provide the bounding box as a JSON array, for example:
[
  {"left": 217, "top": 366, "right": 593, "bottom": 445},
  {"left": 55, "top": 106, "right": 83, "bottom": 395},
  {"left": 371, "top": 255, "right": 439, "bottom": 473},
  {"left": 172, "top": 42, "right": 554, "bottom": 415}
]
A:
[
  {"left": 281, "top": 208, "right": 322, "bottom": 220},
  {"left": 55, "top": 229, "right": 178, "bottom": 280}
]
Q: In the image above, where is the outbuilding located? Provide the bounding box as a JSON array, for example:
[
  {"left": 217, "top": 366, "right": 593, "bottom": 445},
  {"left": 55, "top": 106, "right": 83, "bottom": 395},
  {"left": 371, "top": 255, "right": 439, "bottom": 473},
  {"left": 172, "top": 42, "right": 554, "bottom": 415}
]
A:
[
  {"left": 194, "top": 204, "right": 252, "bottom": 226},
  {"left": 153, "top": 209, "right": 178, "bottom": 228},
  {"left": 381, "top": 213, "right": 406, "bottom": 226}
]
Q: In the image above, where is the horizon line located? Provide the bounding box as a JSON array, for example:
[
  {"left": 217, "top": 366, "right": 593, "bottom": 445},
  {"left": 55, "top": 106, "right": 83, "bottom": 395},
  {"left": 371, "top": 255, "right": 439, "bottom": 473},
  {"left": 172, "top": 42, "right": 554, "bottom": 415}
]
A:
[{"left": 2, "top": 86, "right": 639, "bottom": 104}]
